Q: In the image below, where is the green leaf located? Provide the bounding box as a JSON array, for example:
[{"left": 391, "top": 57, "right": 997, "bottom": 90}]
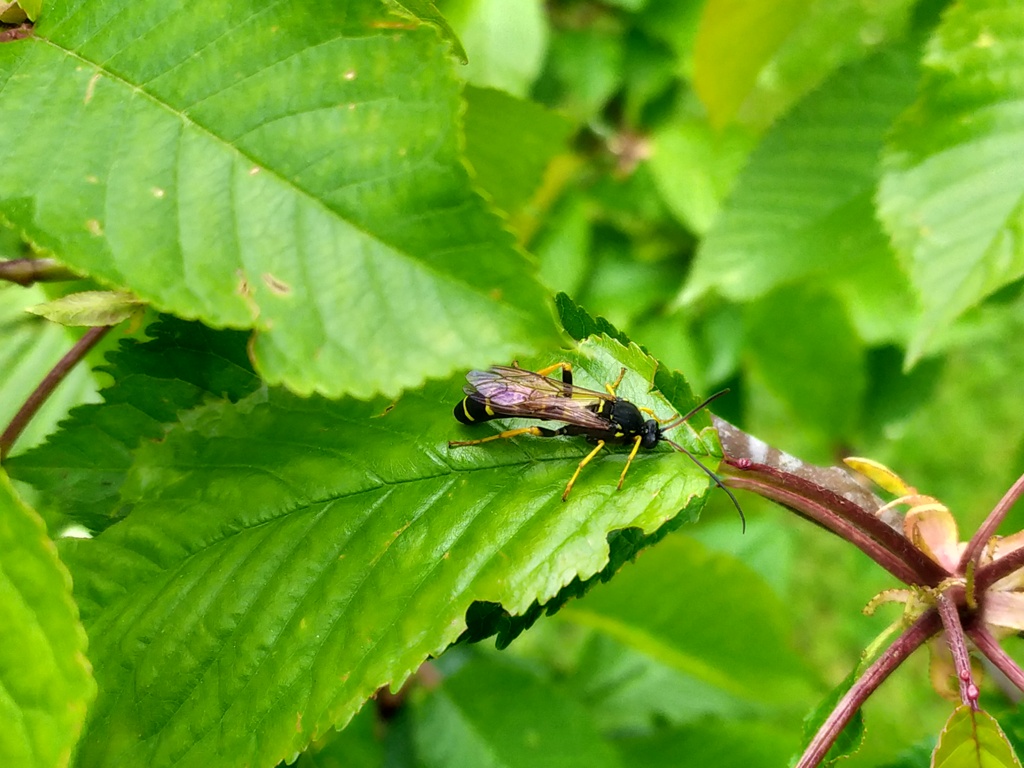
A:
[
  {"left": 619, "top": 29, "right": 677, "bottom": 126},
  {"left": 651, "top": 365, "right": 703, "bottom": 424},
  {"left": 440, "top": 0, "right": 548, "bottom": 97},
  {"left": 534, "top": 195, "right": 591, "bottom": 297},
  {"left": 17, "top": 0, "right": 40, "bottom": 19},
  {"left": 558, "top": 536, "right": 810, "bottom": 703},
  {"left": 0, "top": 472, "right": 95, "bottom": 767},
  {"left": 932, "top": 706, "right": 1021, "bottom": 768},
  {"left": 616, "top": 719, "right": 799, "bottom": 768},
  {"left": 462, "top": 86, "right": 573, "bottom": 216},
  {"left": 994, "top": 708, "right": 1024, "bottom": 765},
  {"left": 877, "top": 0, "right": 1024, "bottom": 365},
  {"left": 412, "top": 654, "right": 622, "bottom": 768},
  {"left": 566, "top": 633, "right": 745, "bottom": 731},
  {"left": 744, "top": 285, "right": 865, "bottom": 440},
  {"left": 25, "top": 290, "right": 143, "bottom": 327},
  {"left": 555, "top": 292, "right": 632, "bottom": 348},
  {"left": 61, "top": 335, "right": 718, "bottom": 767},
  {"left": 869, "top": 294, "right": 1024, "bottom": 529},
  {"left": 877, "top": 742, "right": 940, "bottom": 768},
  {"left": 0, "top": 0, "right": 558, "bottom": 400},
  {"left": 648, "top": 118, "right": 755, "bottom": 235},
  {"left": 630, "top": 312, "right": 705, "bottom": 392},
  {"left": 288, "top": 706, "right": 384, "bottom": 768},
  {"left": 387, "top": 0, "right": 468, "bottom": 63},
  {"left": 0, "top": 1, "right": 35, "bottom": 22},
  {"left": 694, "top": 0, "right": 813, "bottom": 127},
  {"left": 460, "top": 524, "right": 695, "bottom": 652},
  {"left": 797, "top": 667, "right": 866, "bottom": 766},
  {"left": 574, "top": 198, "right": 690, "bottom": 330},
  {"left": 693, "top": 0, "right": 915, "bottom": 128},
  {"left": 603, "top": 0, "right": 645, "bottom": 11},
  {"left": 6, "top": 317, "right": 259, "bottom": 532},
  {"left": 635, "top": 2, "right": 705, "bottom": 79},
  {"left": 565, "top": 630, "right": 741, "bottom": 733},
  {"left": 829, "top": 247, "right": 918, "bottom": 347},
  {"left": 682, "top": 45, "right": 920, "bottom": 306},
  {"left": 537, "top": 27, "right": 624, "bottom": 122},
  {"left": 0, "top": 285, "right": 101, "bottom": 455}
]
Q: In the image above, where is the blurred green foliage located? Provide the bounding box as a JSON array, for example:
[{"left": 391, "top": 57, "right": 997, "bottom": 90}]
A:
[
  {"left": 449, "top": 0, "right": 1024, "bottom": 521},
  {"left": 4, "top": 0, "right": 1024, "bottom": 766},
  {"left": 436, "top": 0, "right": 1024, "bottom": 764}
]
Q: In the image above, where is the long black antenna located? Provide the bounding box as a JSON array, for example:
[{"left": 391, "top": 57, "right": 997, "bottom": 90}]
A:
[
  {"left": 660, "top": 389, "right": 731, "bottom": 433},
  {"left": 663, "top": 437, "right": 746, "bottom": 533},
  {"left": 661, "top": 388, "right": 746, "bottom": 532}
]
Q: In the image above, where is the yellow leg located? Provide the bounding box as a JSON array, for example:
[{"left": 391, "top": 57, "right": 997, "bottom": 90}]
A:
[
  {"left": 562, "top": 440, "right": 605, "bottom": 501},
  {"left": 617, "top": 435, "right": 643, "bottom": 490},
  {"left": 638, "top": 405, "right": 674, "bottom": 424},
  {"left": 534, "top": 361, "right": 572, "bottom": 378},
  {"left": 604, "top": 367, "right": 627, "bottom": 397},
  {"left": 449, "top": 426, "right": 545, "bottom": 447}
]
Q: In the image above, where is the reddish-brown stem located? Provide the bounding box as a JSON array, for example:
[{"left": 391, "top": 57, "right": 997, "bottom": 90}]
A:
[
  {"left": 724, "top": 466, "right": 948, "bottom": 587},
  {"left": 935, "top": 591, "right": 979, "bottom": 709},
  {"left": 0, "top": 324, "right": 113, "bottom": 461},
  {"left": 975, "top": 543, "right": 1024, "bottom": 594},
  {"left": 796, "top": 611, "right": 942, "bottom": 768},
  {"left": 968, "top": 626, "right": 1024, "bottom": 696},
  {"left": 0, "top": 258, "right": 78, "bottom": 285},
  {"left": 961, "top": 472, "right": 1024, "bottom": 571}
]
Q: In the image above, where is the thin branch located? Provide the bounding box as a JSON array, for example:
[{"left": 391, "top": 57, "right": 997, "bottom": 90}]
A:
[
  {"left": 935, "top": 590, "right": 979, "bottom": 709},
  {"left": 0, "top": 258, "right": 78, "bottom": 285},
  {"left": 795, "top": 611, "right": 942, "bottom": 768},
  {"left": 961, "top": 472, "right": 1024, "bottom": 571},
  {"left": 714, "top": 417, "right": 891, "bottom": 520},
  {"left": 0, "top": 324, "right": 113, "bottom": 461},
  {"left": 724, "top": 465, "right": 949, "bottom": 587},
  {"left": 969, "top": 626, "right": 1024, "bottom": 696},
  {"left": 715, "top": 419, "right": 948, "bottom": 587},
  {"left": 975, "top": 543, "right": 1024, "bottom": 594}
]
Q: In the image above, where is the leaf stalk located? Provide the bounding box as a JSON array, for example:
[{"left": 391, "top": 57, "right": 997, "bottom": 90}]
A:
[
  {"left": 935, "top": 589, "right": 979, "bottom": 709},
  {"left": 795, "top": 612, "right": 941, "bottom": 768},
  {"left": 0, "top": 324, "right": 112, "bottom": 461},
  {"left": 960, "top": 471, "right": 1024, "bottom": 571},
  {"left": 0, "top": 258, "right": 78, "bottom": 285}
]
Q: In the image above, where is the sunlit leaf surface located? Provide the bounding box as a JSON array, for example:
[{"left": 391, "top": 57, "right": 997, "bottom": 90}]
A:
[
  {"left": 879, "top": 0, "right": 1024, "bottom": 364},
  {"left": 0, "top": 473, "right": 95, "bottom": 768},
  {"left": 56, "top": 330, "right": 719, "bottom": 767},
  {"left": 0, "top": 0, "right": 558, "bottom": 399}
]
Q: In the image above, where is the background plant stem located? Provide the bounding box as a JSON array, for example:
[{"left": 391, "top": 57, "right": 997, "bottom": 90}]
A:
[{"left": 0, "top": 324, "right": 112, "bottom": 461}]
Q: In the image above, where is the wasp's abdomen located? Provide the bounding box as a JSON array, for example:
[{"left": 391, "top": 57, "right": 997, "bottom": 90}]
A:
[{"left": 454, "top": 397, "right": 499, "bottom": 424}]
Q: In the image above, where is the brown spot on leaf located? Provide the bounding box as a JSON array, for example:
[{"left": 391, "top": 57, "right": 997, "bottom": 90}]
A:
[
  {"left": 84, "top": 72, "right": 101, "bottom": 104},
  {"left": 262, "top": 273, "right": 292, "bottom": 296},
  {"left": 371, "top": 21, "right": 417, "bottom": 30},
  {"left": 237, "top": 270, "right": 261, "bottom": 322},
  {"left": 236, "top": 272, "right": 252, "bottom": 298},
  {"left": 373, "top": 401, "right": 397, "bottom": 418}
]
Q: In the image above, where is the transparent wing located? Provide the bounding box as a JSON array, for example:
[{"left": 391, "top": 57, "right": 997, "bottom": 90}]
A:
[{"left": 463, "top": 366, "right": 614, "bottom": 429}]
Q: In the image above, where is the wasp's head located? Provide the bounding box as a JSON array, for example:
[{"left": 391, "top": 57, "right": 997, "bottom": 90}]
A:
[{"left": 641, "top": 419, "right": 661, "bottom": 449}]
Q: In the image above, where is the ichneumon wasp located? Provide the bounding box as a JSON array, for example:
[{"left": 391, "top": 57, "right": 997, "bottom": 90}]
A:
[{"left": 448, "top": 362, "right": 745, "bottom": 529}]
